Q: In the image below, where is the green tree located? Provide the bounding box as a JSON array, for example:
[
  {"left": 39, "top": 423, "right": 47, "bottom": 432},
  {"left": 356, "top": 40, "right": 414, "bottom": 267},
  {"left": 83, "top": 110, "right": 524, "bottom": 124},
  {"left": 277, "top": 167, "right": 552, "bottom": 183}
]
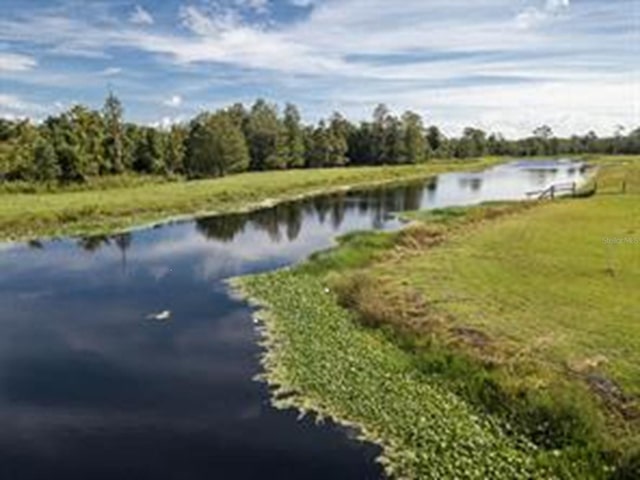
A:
[
  {"left": 33, "top": 138, "right": 60, "bottom": 182},
  {"left": 0, "top": 119, "right": 16, "bottom": 141},
  {"left": 44, "top": 112, "right": 92, "bottom": 181},
  {"left": 165, "top": 124, "right": 187, "bottom": 174},
  {"left": 457, "top": 127, "right": 487, "bottom": 158},
  {"left": 133, "top": 127, "right": 165, "bottom": 173},
  {"left": 246, "top": 99, "right": 282, "bottom": 170},
  {"left": 68, "top": 105, "right": 103, "bottom": 176},
  {"left": 532, "top": 125, "right": 554, "bottom": 155},
  {"left": 185, "top": 112, "right": 250, "bottom": 178},
  {"left": 228, "top": 103, "right": 249, "bottom": 131},
  {"left": 372, "top": 103, "right": 391, "bottom": 164},
  {"left": 266, "top": 124, "right": 290, "bottom": 170},
  {"left": 426, "top": 126, "right": 452, "bottom": 158},
  {"left": 533, "top": 125, "right": 553, "bottom": 140},
  {"left": 4, "top": 121, "right": 38, "bottom": 180},
  {"left": 370, "top": 104, "right": 406, "bottom": 164},
  {"left": 122, "top": 123, "right": 140, "bottom": 170},
  {"left": 385, "top": 115, "right": 405, "bottom": 164},
  {"left": 56, "top": 144, "right": 85, "bottom": 182},
  {"left": 347, "top": 122, "right": 374, "bottom": 165},
  {"left": 487, "top": 133, "right": 509, "bottom": 156},
  {"left": 102, "top": 91, "right": 125, "bottom": 174},
  {"left": 307, "top": 121, "right": 331, "bottom": 168},
  {"left": 283, "top": 103, "right": 305, "bottom": 168},
  {"left": 401, "top": 111, "right": 427, "bottom": 164},
  {"left": 327, "top": 113, "right": 349, "bottom": 166}
]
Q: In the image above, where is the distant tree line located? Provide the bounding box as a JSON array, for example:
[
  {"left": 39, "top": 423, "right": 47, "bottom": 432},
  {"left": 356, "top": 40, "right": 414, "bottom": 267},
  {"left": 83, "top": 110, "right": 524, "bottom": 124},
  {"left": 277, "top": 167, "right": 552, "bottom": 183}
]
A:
[{"left": 1, "top": 93, "right": 639, "bottom": 184}]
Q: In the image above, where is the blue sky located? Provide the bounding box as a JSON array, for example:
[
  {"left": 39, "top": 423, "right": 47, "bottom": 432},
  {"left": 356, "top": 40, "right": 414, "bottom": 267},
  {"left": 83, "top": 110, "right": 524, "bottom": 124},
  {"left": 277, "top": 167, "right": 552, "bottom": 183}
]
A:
[{"left": 0, "top": 0, "right": 637, "bottom": 137}]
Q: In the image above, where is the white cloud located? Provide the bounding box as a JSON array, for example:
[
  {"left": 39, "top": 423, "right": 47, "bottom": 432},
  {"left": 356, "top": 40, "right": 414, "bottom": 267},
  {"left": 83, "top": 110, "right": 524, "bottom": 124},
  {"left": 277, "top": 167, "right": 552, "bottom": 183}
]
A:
[
  {"left": 0, "top": 94, "right": 46, "bottom": 119},
  {"left": 235, "top": 0, "right": 270, "bottom": 14},
  {"left": 163, "top": 95, "right": 183, "bottom": 108},
  {"left": 150, "top": 115, "right": 186, "bottom": 130},
  {"left": 0, "top": 0, "right": 636, "bottom": 136},
  {"left": 516, "top": 0, "right": 571, "bottom": 29},
  {"left": 0, "top": 52, "right": 37, "bottom": 72},
  {"left": 129, "top": 5, "right": 154, "bottom": 25},
  {"left": 546, "top": 0, "right": 570, "bottom": 11},
  {"left": 289, "top": 0, "right": 314, "bottom": 6},
  {"left": 0, "top": 94, "right": 36, "bottom": 111},
  {"left": 98, "top": 66, "right": 122, "bottom": 76},
  {"left": 179, "top": 5, "right": 241, "bottom": 36},
  {"left": 330, "top": 74, "right": 637, "bottom": 138}
]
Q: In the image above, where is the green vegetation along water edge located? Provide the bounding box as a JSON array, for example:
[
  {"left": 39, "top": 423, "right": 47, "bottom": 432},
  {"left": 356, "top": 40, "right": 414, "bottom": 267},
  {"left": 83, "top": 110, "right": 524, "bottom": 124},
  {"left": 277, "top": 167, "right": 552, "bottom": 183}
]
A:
[
  {"left": 234, "top": 157, "right": 640, "bottom": 479},
  {"left": 0, "top": 158, "right": 502, "bottom": 241}
]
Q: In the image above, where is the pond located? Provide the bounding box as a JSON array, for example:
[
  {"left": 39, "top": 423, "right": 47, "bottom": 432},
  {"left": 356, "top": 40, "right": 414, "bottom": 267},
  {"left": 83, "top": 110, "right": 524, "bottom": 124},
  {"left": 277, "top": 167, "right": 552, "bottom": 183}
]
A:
[{"left": 0, "top": 160, "right": 589, "bottom": 479}]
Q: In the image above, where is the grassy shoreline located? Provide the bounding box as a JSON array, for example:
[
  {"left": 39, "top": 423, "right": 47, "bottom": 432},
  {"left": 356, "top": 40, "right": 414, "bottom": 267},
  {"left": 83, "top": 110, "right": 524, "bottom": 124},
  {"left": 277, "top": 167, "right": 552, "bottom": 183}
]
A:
[
  {"left": 0, "top": 159, "right": 501, "bottom": 242},
  {"left": 233, "top": 271, "right": 541, "bottom": 479},
  {"left": 235, "top": 157, "right": 640, "bottom": 479}
]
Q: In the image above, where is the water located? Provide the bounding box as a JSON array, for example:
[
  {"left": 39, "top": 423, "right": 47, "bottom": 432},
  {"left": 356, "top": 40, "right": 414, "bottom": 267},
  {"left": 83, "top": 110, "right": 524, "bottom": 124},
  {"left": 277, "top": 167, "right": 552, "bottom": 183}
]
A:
[{"left": 0, "top": 160, "right": 588, "bottom": 479}]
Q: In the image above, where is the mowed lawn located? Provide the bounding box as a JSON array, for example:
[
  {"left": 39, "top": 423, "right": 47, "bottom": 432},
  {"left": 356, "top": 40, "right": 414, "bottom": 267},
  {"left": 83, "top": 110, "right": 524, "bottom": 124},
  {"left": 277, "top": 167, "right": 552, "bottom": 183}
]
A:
[{"left": 381, "top": 161, "right": 640, "bottom": 396}]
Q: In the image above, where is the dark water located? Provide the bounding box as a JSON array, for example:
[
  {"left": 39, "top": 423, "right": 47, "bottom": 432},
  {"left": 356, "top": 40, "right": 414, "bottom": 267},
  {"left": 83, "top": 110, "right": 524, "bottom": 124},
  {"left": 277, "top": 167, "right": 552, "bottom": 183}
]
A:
[{"left": 0, "top": 161, "right": 588, "bottom": 479}]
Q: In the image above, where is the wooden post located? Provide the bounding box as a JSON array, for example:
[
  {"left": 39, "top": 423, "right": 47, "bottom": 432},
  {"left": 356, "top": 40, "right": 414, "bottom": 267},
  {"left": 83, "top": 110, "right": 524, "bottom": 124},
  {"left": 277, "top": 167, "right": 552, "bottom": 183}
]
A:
[
  {"left": 551, "top": 185, "right": 555, "bottom": 200},
  {"left": 622, "top": 181, "right": 626, "bottom": 194},
  {"left": 572, "top": 182, "right": 576, "bottom": 197}
]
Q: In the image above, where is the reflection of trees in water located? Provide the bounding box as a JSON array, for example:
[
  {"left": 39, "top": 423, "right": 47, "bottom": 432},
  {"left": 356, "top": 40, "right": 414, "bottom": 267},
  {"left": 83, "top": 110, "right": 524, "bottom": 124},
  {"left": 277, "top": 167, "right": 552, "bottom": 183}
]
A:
[
  {"left": 330, "top": 195, "right": 347, "bottom": 230},
  {"left": 283, "top": 204, "right": 303, "bottom": 241},
  {"left": 76, "top": 232, "right": 132, "bottom": 273},
  {"left": 114, "top": 233, "right": 132, "bottom": 274},
  {"left": 195, "top": 203, "right": 303, "bottom": 244},
  {"left": 71, "top": 182, "right": 431, "bottom": 251},
  {"left": 77, "top": 235, "right": 111, "bottom": 252},
  {"left": 27, "top": 240, "right": 44, "bottom": 250},
  {"left": 425, "top": 177, "right": 438, "bottom": 204},
  {"left": 77, "top": 232, "right": 130, "bottom": 254},
  {"left": 402, "top": 183, "right": 425, "bottom": 211},
  {"left": 457, "top": 176, "right": 484, "bottom": 192},
  {"left": 312, "top": 196, "right": 332, "bottom": 225},
  {"left": 193, "top": 182, "right": 427, "bottom": 245},
  {"left": 251, "top": 207, "right": 283, "bottom": 242},
  {"left": 196, "top": 214, "right": 247, "bottom": 243},
  {"left": 527, "top": 168, "right": 559, "bottom": 186},
  {"left": 358, "top": 183, "right": 425, "bottom": 229},
  {"left": 357, "top": 195, "right": 370, "bottom": 214}
]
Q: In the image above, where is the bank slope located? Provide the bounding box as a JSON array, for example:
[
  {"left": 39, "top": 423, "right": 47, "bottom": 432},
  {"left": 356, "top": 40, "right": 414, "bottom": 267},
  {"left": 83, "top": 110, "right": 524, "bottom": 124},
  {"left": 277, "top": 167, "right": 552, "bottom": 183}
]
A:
[{"left": 236, "top": 271, "right": 541, "bottom": 479}]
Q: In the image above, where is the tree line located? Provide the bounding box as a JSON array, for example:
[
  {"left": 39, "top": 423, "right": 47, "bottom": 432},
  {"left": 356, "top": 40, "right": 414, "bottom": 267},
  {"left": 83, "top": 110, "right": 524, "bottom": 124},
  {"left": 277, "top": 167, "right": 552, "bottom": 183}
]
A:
[{"left": 1, "top": 93, "right": 638, "bottom": 184}]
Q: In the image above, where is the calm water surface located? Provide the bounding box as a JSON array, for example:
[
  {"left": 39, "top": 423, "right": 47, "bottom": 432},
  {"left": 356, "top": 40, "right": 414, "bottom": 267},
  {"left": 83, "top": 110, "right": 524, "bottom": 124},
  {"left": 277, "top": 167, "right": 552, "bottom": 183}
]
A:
[{"left": 0, "top": 161, "right": 588, "bottom": 479}]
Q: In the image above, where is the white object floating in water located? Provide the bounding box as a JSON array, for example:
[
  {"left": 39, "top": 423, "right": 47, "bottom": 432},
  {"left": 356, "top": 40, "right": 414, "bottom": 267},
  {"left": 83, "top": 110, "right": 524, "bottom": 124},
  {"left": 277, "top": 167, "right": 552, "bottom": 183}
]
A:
[{"left": 147, "top": 310, "right": 172, "bottom": 321}]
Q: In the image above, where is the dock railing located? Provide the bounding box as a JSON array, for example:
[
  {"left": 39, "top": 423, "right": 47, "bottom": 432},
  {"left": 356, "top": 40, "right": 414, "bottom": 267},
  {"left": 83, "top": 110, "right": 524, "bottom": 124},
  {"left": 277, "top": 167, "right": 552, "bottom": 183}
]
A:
[{"left": 527, "top": 182, "right": 580, "bottom": 200}]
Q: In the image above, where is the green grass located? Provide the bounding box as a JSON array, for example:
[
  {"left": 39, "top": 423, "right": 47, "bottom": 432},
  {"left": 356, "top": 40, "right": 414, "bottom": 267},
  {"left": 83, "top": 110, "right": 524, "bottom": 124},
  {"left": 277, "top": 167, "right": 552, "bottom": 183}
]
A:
[
  {"left": 0, "top": 173, "right": 175, "bottom": 194},
  {"left": 383, "top": 159, "right": 640, "bottom": 397},
  {"left": 0, "top": 159, "right": 499, "bottom": 241},
  {"left": 235, "top": 156, "right": 640, "bottom": 479},
  {"left": 393, "top": 197, "right": 640, "bottom": 394}
]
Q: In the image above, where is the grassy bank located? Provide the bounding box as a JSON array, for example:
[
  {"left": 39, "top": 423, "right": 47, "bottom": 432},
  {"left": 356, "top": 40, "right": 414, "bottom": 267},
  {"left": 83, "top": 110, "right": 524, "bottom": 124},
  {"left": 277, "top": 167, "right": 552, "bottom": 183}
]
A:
[
  {"left": 236, "top": 271, "right": 541, "bottom": 478},
  {"left": 236, "top": 157, "right": 640, "bottom": 478},
  {"left": 0, "top": 159, "right": 499, "bottom": 241}
]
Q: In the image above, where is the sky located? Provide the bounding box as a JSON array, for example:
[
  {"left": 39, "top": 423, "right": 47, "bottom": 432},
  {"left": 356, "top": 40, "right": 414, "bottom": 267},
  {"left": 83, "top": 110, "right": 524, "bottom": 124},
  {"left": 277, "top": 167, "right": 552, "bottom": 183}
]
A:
[{"left": 0, "top": 0, "right": 638, "bottom": 137}]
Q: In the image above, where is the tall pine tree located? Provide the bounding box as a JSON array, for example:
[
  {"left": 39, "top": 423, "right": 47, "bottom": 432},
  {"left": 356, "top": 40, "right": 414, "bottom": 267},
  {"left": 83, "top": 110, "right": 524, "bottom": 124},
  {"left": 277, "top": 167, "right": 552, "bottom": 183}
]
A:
[{"left": 102, "top": 91, "right": 125, "bottom": 174}]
